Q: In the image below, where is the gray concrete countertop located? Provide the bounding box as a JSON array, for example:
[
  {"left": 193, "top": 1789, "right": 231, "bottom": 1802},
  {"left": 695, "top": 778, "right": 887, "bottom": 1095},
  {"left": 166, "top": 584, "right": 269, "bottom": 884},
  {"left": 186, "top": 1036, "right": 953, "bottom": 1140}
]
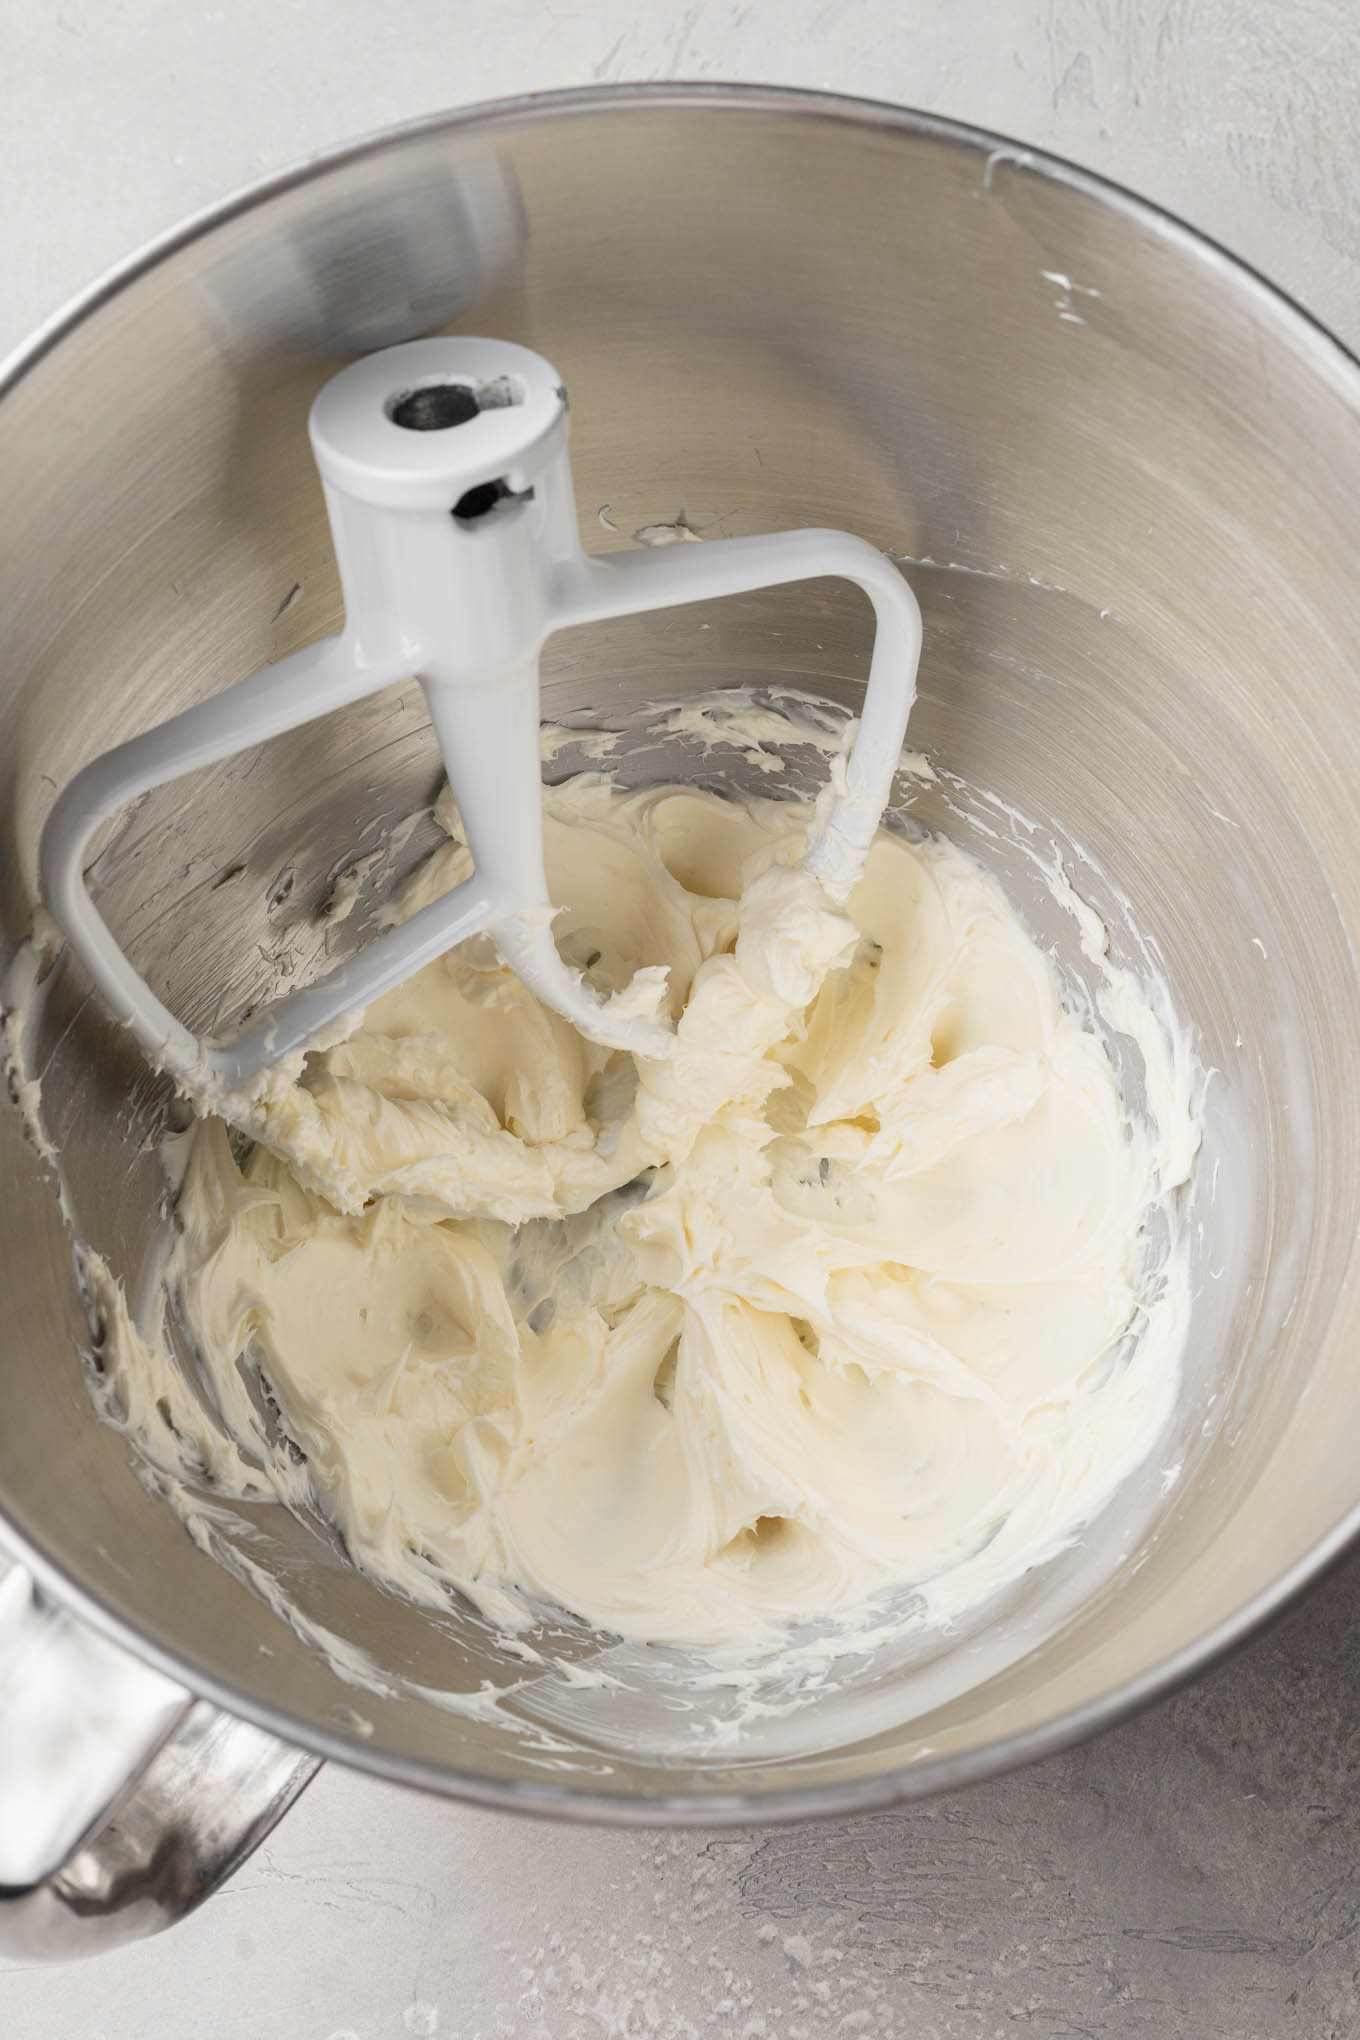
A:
[{"left": 4, "top": 3, "right": 1360, "bottom": 2034}]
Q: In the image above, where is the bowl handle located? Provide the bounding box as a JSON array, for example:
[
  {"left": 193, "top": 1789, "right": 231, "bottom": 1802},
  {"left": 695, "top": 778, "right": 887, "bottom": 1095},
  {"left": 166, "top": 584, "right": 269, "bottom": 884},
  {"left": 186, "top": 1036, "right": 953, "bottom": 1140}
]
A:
[{"left": 0, "top": 1566, "right": 318, "bottom": 1960}]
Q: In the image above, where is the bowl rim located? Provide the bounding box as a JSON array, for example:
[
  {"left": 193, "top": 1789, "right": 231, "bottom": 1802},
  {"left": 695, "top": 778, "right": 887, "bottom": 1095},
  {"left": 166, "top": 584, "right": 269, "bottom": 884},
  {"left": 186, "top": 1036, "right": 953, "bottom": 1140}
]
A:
[{"left": 5, "top": 79, "right": 1360, "bottom": 1826}]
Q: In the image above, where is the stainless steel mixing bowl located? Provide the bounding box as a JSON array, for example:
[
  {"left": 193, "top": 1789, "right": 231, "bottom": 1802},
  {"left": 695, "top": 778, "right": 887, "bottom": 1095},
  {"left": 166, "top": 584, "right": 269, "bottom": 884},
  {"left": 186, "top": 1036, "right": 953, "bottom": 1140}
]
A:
[{"left": 3, "top": 85, "right": 1360, "bottom": 1958}]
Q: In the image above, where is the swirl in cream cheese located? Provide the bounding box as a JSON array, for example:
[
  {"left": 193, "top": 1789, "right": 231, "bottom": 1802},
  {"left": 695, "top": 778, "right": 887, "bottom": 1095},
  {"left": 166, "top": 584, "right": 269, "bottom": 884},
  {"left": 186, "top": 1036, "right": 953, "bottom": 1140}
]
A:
[{"left": 112, "top": 768, "right": 1196, "bottom": 1651}]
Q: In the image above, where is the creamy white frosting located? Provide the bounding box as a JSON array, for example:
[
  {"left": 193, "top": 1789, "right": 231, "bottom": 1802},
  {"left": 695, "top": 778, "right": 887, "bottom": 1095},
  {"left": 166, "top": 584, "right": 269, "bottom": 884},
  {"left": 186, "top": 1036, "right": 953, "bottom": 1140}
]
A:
[{"left": 94, "top": 765, "right": 1197, "bottom": 1653}]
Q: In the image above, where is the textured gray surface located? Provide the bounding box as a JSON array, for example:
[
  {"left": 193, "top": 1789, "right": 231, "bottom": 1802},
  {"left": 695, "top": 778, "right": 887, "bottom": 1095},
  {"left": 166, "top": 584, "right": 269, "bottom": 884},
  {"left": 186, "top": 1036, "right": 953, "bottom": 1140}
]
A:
[
  {"left": 4, "top": 1, "right": 1360, "bottom": 2033},
  {"left": 6, "top": 1566, "right": 1360, "bottom": 2037}
]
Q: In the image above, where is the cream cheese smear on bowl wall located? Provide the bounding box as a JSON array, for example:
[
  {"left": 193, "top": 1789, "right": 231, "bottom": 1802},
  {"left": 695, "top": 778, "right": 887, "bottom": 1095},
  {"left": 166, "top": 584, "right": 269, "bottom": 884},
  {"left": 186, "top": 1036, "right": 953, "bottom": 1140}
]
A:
[{"left": 70, "top": 688, "right": 1201, "bottom": 1734}]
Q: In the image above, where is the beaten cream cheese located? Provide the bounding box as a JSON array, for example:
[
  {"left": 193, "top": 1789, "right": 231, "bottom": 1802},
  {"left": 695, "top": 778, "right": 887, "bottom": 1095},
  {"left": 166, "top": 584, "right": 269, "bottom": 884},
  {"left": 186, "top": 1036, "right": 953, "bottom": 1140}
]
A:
[{"left": 104, "top": 764, "right": 1195, "bottom": 1652}]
